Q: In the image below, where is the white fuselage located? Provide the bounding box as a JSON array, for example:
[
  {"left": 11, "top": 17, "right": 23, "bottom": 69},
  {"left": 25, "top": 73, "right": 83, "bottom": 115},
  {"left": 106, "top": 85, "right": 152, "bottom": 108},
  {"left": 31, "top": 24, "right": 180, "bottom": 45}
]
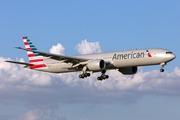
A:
[{"left": 31, "top": 48, "right": 175, "bottom": 73}]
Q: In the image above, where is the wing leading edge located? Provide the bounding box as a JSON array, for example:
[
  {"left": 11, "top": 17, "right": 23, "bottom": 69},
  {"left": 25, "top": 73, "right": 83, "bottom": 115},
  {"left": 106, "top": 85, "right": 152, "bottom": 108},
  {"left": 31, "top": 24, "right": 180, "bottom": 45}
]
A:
[{"left": 14, "top": 47, "right": 89, "bottom": 66}]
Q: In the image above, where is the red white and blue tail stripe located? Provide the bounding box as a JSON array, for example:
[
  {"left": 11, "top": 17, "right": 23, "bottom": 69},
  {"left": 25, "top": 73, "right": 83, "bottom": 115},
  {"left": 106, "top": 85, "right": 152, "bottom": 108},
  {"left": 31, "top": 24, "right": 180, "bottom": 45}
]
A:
[{"left": 22, "top": 36, "right": 46, "bottom": 69}]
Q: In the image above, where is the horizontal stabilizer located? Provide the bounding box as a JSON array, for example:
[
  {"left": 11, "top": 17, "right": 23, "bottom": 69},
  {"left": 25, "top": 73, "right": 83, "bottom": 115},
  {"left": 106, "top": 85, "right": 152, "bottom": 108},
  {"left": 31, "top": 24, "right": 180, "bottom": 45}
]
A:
[{"left": 5, "top": 61, "right": 34, "bottom": 66}]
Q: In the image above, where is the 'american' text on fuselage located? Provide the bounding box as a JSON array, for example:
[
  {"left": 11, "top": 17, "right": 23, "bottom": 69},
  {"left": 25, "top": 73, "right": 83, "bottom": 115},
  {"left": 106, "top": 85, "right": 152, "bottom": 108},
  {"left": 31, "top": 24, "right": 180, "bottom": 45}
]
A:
[{"left": 112, "top": 52, "right": 145, "bottom": 60}]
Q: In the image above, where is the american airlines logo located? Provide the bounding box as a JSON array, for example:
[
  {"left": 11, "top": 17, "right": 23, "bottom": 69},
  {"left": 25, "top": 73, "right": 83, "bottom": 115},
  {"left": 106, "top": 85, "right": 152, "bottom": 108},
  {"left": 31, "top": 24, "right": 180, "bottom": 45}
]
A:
[
  {"left": 112, "top": 52, "right": 145, "bottom": 60},
  {"left": 146, "top": 49, "right": 152, "bottom": 57}
]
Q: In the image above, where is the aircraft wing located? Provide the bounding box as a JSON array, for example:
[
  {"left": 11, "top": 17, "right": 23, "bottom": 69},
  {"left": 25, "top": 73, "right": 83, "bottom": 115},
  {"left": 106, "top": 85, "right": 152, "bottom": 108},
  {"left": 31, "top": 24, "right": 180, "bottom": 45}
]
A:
[
  {"left": 5, "top": 60, "right": 34, "bottom": 66},
  {"left": 14, "top": 47, "right": 89, "bottom": 65}
]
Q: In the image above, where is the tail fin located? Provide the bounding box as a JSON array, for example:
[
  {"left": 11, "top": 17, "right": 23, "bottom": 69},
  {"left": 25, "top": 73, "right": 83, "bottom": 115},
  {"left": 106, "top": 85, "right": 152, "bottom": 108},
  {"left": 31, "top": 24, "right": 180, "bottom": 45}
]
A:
[{"left": 22, "top": 36, "right": 44, "bottom": 63}]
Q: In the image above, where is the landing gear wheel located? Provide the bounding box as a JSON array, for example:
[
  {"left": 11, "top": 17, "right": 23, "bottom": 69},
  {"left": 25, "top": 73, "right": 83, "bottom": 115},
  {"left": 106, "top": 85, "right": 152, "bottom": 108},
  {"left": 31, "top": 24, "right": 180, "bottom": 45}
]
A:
[
  {"left": 97, "top": 77, "right": 102, "bottom": 81},
  {"left": 81, "top": 74, "right": 85, "bottom": 78},
  {"left": 79, "top": 74, "right": 84, "bottom": 78},
  {"left": 105, "top": 75, "right": 109, "bottom": 79},
  {"left": 84, "top": 73, "right": 88, "bottom": 77},
  {"left": 87, "top": 73, "right": 91, "bottom": 76},
  {"left": 84, "top": 73, "right": 90, "bottom": 77},
  {"left": 102, "top": 75, "right": 106, "bottom": 79},
  {"left": 79, "top": 74, "right": 82, "bottom": 78},
  {"left": 101, "top": 76, "right": 105, "bottom": 80},
  {"left": 79, "top": 72, "right": 91, "bottom": 79},
  {"left": 97, "top": 70, "right": 109, "bottom": 81},
  {"left": 160, "top": 69, "right": 164, "bottom": 72}
]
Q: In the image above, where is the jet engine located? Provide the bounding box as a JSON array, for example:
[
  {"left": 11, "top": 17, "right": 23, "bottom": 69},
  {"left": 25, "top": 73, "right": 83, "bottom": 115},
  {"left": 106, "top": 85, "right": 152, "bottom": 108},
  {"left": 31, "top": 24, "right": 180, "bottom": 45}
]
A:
[
  {"left": 118, "top": 67, "right": 137, "bottom": 75},
  {"left": 87, "top": 59, "right": 106, "bottom": 71}
]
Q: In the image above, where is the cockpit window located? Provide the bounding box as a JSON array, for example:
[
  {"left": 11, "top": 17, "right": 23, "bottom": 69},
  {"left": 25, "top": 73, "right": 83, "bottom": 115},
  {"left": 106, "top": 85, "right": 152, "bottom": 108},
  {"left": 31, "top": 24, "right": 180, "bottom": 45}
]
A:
[{"left": 166, "top": 52, "right": 173, "bottom": 54}]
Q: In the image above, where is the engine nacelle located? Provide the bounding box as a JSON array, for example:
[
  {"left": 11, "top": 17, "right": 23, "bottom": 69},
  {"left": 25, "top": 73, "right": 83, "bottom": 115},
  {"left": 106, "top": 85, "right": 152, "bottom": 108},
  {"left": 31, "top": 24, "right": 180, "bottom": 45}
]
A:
[
  {"left": 118, "top": 67, "right": 137, "bottom": 75},
  {"left": 87, "top": 59, "right": 106, "bottom": 71}
]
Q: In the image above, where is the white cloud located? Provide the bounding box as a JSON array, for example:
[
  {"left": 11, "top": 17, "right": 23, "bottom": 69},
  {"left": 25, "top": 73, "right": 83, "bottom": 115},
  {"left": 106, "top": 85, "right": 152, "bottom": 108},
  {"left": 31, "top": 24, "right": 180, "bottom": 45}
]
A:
[
  {"left": 49, "top": 43, "right": 65, "bottom": 55},
  {"left": 0, "top": 57, "right": 52, "bottom": 86},
  {"left": 174, "top": 67, "right": 180, "bottom": 76},
  {"left": 75, "top": 39, "right": 102, "bottom": 54},
  {"left": 1, "top": 56, "right": 180, "bottom": 106},
  {"left": 0, "top": 40, "right": 180, "bottom": 119},
  {"left": 18, "top": 109, "right": 66, "bottom": 120}
]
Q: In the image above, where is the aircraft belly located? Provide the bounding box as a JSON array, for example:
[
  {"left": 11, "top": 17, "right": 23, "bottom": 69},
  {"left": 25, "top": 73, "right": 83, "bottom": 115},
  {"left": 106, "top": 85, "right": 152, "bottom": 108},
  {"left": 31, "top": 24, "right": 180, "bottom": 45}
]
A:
[
  {"left": 32, "top": 67, "right": 51, "bottom": 72},
  {"left": 112, "top": 59, "right": 137, "bottom": 68},
  {"left": 112, "top": 57, "right": 161, "bottom": 68},
  {"left": 142, "top": 56, "right": 168, "bottom": 66},
  {"left": 47, "top": 63, "right": 77, "bottom": 73}
]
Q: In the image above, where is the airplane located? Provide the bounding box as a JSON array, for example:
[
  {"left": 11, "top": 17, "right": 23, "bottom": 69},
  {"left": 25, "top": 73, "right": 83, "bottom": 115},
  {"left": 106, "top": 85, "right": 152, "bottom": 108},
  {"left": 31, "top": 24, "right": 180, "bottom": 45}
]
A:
[{"left": 5, "top": 36, "right": 176, "bottom": 81}]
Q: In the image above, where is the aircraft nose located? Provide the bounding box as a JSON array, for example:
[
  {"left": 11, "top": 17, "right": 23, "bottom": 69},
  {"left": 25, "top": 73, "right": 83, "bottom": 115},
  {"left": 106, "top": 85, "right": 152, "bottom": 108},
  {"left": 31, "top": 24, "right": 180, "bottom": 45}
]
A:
[
  {"left": 165, "top": 52, "right": 176, "bottom": 62},
  {"left": 171, "top": 53, "right": 176, "bottom": 60},
  {"left": 168, "top": 53, "right": 176, "bottom": 61}
]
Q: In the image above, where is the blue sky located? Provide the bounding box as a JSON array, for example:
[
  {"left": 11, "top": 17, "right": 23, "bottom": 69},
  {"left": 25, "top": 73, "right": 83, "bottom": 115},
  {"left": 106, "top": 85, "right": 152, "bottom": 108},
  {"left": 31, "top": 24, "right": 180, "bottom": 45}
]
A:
[{"left": 0, "top": 0, "right": 180, "bottom": 120}]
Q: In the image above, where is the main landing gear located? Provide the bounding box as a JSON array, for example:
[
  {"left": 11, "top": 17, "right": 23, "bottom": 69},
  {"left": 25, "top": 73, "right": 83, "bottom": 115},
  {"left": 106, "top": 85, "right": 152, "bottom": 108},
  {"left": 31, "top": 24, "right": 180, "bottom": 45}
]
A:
[
  {"left": 160, "top": 62, "right": 167, "bottom": 72},
  {"left": 79, "top": 73, "right": 91, "bottom": 78},
  {"left": 97, "top": 70, "right": 109, "bottom": 81},
  {"left": 78, "top": 66, "right": 109, "bottom": 81},
  {"left": 79, "top": 66, "right": 91, "bottom": 78}
]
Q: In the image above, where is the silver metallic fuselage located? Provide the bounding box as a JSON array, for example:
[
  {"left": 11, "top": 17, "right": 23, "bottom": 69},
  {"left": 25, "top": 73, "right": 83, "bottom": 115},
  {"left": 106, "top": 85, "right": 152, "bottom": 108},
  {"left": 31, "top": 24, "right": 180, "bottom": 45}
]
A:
[{"left": 38, "top": 48, "right": 175, "bottom": 73}]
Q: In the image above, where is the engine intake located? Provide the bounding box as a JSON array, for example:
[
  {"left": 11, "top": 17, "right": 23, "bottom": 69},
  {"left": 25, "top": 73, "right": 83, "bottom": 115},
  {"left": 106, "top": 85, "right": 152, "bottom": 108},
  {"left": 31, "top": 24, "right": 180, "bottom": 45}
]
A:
[
  {"left": 118, "top": 67, "right": 137, "bottom": 75},
  {"left": 87, "top": 59, "right": 106, "bottom": 71}
]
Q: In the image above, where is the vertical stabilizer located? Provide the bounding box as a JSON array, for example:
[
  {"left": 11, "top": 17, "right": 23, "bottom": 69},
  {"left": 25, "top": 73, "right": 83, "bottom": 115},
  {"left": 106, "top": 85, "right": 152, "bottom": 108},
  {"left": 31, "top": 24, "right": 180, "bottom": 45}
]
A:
[{"left": 22, "top": 36, "right": 44, "bottom": 64}]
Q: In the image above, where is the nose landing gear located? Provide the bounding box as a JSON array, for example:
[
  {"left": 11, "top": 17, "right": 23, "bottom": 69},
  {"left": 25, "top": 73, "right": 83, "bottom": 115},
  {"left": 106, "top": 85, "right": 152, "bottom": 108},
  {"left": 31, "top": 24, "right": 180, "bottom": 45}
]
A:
[{"left": 160, "top": 62, "right": 167, "bottom": 72}]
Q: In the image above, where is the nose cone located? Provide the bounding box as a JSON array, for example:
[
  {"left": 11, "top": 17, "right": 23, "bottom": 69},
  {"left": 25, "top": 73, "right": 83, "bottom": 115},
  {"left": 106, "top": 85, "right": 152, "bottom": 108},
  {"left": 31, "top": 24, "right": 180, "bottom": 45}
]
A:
[
  {"left": 167, "top": 53, "right": 176, "bottom": 62},
  {"left": 171, "top": 53, "right": 176, "bottom": 60},
  {"left": 163, "top": 51, "right": 176, "bottom": 62}
]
